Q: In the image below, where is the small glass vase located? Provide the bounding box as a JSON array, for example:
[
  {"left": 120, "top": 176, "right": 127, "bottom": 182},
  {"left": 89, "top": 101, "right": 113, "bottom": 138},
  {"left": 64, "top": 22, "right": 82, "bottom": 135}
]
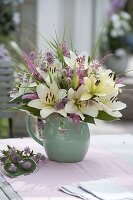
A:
[{"left": 26, "top": 115, "right": 90, "bottom": 163}]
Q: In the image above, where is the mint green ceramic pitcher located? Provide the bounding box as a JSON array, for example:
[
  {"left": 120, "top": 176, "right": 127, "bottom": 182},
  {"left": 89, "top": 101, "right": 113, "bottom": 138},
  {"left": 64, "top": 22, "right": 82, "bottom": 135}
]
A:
[{"left": 26, "top": 115, "right": 90, "bottom": 163}]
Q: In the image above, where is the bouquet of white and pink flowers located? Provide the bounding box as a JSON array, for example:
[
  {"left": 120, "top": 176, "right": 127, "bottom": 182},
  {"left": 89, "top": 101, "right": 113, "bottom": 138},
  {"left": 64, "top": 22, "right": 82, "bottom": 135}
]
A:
[{"left": 9, "top": 37, "right": 126, "bottom": 125}]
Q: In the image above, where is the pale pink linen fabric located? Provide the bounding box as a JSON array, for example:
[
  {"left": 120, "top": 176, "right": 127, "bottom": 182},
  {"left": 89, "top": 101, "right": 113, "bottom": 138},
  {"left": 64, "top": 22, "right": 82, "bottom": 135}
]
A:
[{"left": 0, "top": 134, "right": 133, "bottom": 200}]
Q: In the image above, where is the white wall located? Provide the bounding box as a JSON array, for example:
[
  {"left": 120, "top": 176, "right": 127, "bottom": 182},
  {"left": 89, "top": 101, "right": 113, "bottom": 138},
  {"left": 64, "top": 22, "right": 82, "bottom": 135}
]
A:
[{"left": 37, "top": 0, "right": 109, "bottom": 55}]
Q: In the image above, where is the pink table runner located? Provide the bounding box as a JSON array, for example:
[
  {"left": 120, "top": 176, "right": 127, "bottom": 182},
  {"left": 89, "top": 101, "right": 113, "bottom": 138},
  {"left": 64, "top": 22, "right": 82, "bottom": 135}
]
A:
[{"left": 0, "top": 134, "right": 133, "bottom": 200}]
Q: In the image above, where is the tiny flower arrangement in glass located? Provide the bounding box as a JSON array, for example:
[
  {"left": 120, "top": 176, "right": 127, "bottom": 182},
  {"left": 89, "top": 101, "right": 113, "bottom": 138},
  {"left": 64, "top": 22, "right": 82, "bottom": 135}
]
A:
[{"left": 9, "top": 36, "right": 126, "bottom": 125}]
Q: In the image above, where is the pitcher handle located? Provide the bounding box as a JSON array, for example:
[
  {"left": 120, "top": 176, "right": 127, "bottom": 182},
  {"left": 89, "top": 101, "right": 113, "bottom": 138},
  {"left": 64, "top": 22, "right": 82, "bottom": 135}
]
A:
[{"left": 26, "top": 115, "right": 43, "bottom": 146}]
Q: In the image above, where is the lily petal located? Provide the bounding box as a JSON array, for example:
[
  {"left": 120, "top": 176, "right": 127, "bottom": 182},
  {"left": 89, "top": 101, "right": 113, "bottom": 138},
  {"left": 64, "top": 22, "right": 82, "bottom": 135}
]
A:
[
  {"left": 80, "top": 92, "right": 92, "bottom": 100},
  {"left": 65, "top": 100, "right": 78, "bottom": 113},
  {"left": 56, "top": 89, "right": 67, "bottom": 100},
  {"left": 36, "top": 67, "right": 48, "bottom": 80},
  {"left": 68, "top": 88, "right": 75, "bottom": 99},
  {"left": 64, "top": 51, "right": 76, "bottom": 68},
  {"left": 75, "top": 110, "right": 85, "bottom": 120},
  {"left": 40, "top": 106, "right": 56, "bottom": 118},
  {"left": 57, "top": 109, "right": 67, "bottom": 117},
  {"left": 37, "top": 84, "right": 50, "bottom": 101},
  {"left": 50, "top": 82, "right": 59, "bottom": 95},
  {"left": 28, "top": 99, "right": 44, "bottom": 109},
  {"left": 109, "top": 101, "right": 126, "bottom": 111},
  {"left": 80, "top": 105, "right": 98, "bottom": 117},
  {"left": 70, "top": 51, "right": 77, "bottom": 61},
  {"left": 100, "top": 103, "right": 122, "bottom": 117},
  {"left": 76, "top": 85, "right": 85, "bottom": 99}
]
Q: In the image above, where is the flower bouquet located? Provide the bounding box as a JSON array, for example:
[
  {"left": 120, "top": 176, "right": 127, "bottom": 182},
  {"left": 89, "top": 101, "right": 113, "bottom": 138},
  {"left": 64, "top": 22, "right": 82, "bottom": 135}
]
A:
[
  {"left": 103, "top": 10, "right": 132, "bottom": 54},
  {"left": 9, "top": 36, "right": 126, "bottom": 162},
  {"left": 100, "top": 0, "right": 132, "bottom": 74}
]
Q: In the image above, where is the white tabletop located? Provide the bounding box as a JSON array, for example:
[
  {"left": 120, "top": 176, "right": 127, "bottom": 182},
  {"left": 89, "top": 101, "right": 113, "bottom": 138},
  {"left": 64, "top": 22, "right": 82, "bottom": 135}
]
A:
[{"left": 0, "top": 134, "right": 133, "bottom": 200}]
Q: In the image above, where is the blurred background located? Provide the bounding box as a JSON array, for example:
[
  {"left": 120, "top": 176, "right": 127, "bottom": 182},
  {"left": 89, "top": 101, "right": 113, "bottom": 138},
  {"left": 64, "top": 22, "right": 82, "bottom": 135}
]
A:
[{"left": 0, "top": 0, "right": 133, "bottom": 138}]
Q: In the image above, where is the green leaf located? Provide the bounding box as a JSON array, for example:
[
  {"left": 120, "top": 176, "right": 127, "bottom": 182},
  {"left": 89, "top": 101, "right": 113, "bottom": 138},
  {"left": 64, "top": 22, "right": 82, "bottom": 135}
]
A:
[
  {"left": 83, "top": 115, "right": 95, "bottom": 124},
  {"left": 16, "top": 105, "right": 40, "bottom": 117},
  {"left": 7, "top": 145, "right": 12, "bottom": 150},
  {"left": 96, "top": 111, "right": 119, "bottom": 121},
  {"left": 9, "top": 95, "right": 30, "bottom": 104}
]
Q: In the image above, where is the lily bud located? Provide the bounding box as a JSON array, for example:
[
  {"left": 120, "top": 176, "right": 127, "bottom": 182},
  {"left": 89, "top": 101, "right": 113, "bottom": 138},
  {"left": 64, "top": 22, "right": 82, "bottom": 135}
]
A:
[{"left": 71, "top": 74, "right": 79, "bottom": 90}]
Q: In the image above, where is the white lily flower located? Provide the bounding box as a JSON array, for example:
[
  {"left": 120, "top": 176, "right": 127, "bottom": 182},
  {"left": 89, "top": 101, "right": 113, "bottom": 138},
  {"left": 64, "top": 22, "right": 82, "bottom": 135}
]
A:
[
  {"left": 65, "top": 85, "right": 101, "bottom": 120},
  {"left": 10, "top": 76, "right": 37, "bottom": 100},
  {"left": 28, "top": 83, "right": 67, "bottom": 119},
  {"left": 36, "top": 60, "right": 62, "bottom": 85},
  {"left": 64, "top": 51, "right": 89, "bottom": 70},
  {"left": 81, "top": 70, "right": 116, "bottom": 100},
  {"left": 98, "top": 92, "right": 126, "bottom": 117}
]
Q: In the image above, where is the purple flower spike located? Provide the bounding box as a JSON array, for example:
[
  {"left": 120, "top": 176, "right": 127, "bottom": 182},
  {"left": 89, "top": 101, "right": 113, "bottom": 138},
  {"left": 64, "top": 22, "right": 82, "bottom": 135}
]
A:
[
  {"left": 29, "top": 51, "right": 36, "bottom": 60},
  {"left": 22, "top": 93, "right": 39, "bottom": 100},
  {"left": 8, "top": 164, "right": 17, "bottom": 173},
  {"left": 24, "top": 146, "right": 31, "bottom": 154},
  {"left": 66, "top": 66, "right": 73, "bottom": 78},
  {"left": 60, "top": 41, "right": 70, "bottom": 57},
  {"left": 76, "top": 68, "right": 86, "bottom": 84},
  {"left": 21, "top": 161, "right": 32, "bottom": 170},
  {"left": 45, "top": 51, "right": 55, "bottom": 65},
  {"left": 99, "top": 54, "right": 113, "bottom": 66},
  {"left": 23, "top": 52, "right": 41, "bottom": 80}
]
